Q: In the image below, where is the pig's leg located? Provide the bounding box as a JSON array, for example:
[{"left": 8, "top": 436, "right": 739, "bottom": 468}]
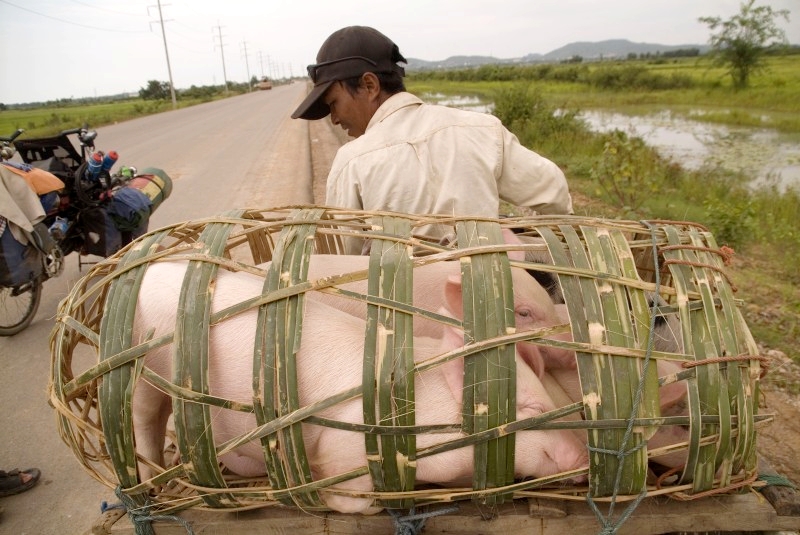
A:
[
  {"left": 307, "top": 400, "right": 382, "bottom": 515},
  {"left": 132, "top": 378, "right": 172, "bottom": 481}
]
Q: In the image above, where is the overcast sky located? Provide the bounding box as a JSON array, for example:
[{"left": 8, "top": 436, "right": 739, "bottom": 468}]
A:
[{"left": 1, "top": 0, "right": 797, "bottom": 105}]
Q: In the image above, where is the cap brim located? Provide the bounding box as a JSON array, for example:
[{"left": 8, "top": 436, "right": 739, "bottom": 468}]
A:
[{"left": 291, "top": 80, "right": 335, "bottom": 120}]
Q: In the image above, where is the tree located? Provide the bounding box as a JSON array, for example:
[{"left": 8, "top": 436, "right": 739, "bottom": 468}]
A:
[
  {"left": 139, "top": 80, "right": 171, "bottom": 100},
  {"left": 699, "top": 0, "right": 790, "bottom": 89}
]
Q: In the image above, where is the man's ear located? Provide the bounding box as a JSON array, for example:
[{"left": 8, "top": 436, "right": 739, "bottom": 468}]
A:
[{"left": 361, "top": 72, "right": 381, "bottom": 98}]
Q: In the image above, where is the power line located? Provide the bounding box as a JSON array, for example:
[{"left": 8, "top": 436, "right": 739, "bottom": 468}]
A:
[
  {"left": 66, "top": 0, "right": 147, "bottom": 18},
  {"left": 0, "top": 0, "right": 148, "bottom": 33}
]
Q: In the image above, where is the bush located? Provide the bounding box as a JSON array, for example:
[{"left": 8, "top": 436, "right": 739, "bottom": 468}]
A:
[
  {"left": 702, "top": 196, "right": 755, "bottom": 249},
  {"left": 589, "top": 129, "right": 671, "bottom": 214},
  {"left": 588, "top": 65, "right": 695, "bottom": 90},
  {"left": 492, "top": 84, "right": 586, "bottom": 144}
]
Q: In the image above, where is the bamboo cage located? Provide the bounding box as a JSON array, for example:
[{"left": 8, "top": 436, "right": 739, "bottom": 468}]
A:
[{"left": 48, "top": 205, "right": 769, "bottom": 522}]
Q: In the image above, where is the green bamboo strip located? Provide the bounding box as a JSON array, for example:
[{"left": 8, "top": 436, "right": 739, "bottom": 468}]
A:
[
  {"left": 456, "top": 221, "right": 515, "bottom": 505},
  {"left": 460, "top": 222, "right": 489, "bottom": 500},
  {"left": 362, "top": 245, "right": 383, "bottom": 497},
  {"left": 98, "top": 230, "right": 170, "bottom": 530},
  {"left": 661, "top": 225, "right": 705, "bottom": 488},
  {"left": 255, "top": 207, "right": 325, "bottom": 508},
  {"left": 308, "top": 411, "right": 767, "bottom": 435},
  {"left": 363, "top": 215, "right": 415, "bottom": 509},
  {"left": 691, "top": 229, "right": 753, "bottom": 479},
  {"left": 272, "top": 217, "right": 316, "bottom": 506},
  {"left": 685, "top": 228, "right": 734, "bottom": 486},
  {"left": 582, "top": 226, "right": 646, "bottom": 496},
  {"left": 489, "top": 224, "right": 515, "bottom": 501},
  {"left": 678, "top": 226, "right": 723, "bottom": 493},
  {"left": 609, "top": 230, "right": 661, "bottom": 442},
  {"left": 278, "top": 213, "right": 327, "bottom": 507},
  {"left": 537, "top": 224, "right": 605, "bottom": 493},
  {"left": 548, "top": 224, "right": 606, "bottom": 496},
  {"left": 172, "top": 211, "right": 243, "bottom": 508}
]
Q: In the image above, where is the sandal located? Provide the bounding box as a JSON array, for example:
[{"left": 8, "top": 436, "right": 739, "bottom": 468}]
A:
[{"left": 0, "top": 468, "right": 41, "bottom": 497}]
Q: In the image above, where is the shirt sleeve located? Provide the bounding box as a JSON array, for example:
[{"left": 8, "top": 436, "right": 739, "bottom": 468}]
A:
[
  {"left": 325, "top": 158, "right": 364, "bottom": 211},
  {"left": 496, "top": 127, "right": 573, "bottom": 215},
  {"left": 325, "top": 160, "right": 368, "bottom": 255}
]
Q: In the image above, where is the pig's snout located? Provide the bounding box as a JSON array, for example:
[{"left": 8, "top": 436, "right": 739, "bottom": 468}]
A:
[{"left": 554, "top": 438, "right": 589, "bottom": 481}]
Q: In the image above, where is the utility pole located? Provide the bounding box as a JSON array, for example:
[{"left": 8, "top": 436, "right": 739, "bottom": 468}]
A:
[
  {"left": 213, "top": 23, "right": 229, "bottom": 95},
  {"left": 241, "top": 40, "right": 252, "bottom": 90},
  {"left": 149, "top": 0, "right": 177, "bottom": 110},
  {"left": 258, "top": 50, "right": 266, "bottom": 79}
]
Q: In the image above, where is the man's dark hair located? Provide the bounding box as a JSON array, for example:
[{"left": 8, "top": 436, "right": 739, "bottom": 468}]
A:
[{"left": 341, "top": 71, "right": 406, "bottom": 95}]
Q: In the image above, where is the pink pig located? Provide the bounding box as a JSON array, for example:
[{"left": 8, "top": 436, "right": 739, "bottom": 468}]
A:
[
  {"left": 260, "top": 233, "right": 565, "bottom": 379},
  {"left": 131, "top": 261, "right": 588, "bottom": 514},
  {"left": 547, "top": 302, "right": 691, "bottom": 469}
]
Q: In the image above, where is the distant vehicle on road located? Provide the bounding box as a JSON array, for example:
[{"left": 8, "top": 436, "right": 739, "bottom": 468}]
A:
[{"left": 254, "top": 78, "right": 272, "bottom": 90}]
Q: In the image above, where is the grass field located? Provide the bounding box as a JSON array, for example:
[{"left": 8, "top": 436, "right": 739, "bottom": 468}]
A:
[{"left": 0, "top": 94, "right": 234, "bottom": 139}]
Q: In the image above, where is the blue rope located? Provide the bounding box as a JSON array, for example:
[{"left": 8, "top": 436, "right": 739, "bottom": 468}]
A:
[
  {"left": 114, "top": 486, "right": 196, "bottom": 535},
  {"left": 389, "top": 505, "right": 459, "bottom": 535},
  {"left": 100, "top": 500, "right": 126, "bottom": 513}
]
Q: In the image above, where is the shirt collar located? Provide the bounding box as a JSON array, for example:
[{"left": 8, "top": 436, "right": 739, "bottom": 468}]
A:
[{"left": 366, "top": 92, "right": 423, "bottom": 132}]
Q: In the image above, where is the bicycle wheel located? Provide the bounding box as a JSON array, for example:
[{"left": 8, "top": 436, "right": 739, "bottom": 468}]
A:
[{"left": 0, "top": 278, "right": 43, "bottom": 336}]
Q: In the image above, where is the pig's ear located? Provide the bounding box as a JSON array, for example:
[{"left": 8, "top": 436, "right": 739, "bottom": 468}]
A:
[
  {"left": 658, "top": 361, "right": 688, "bottom": 415},
  {"left": 501, "top": 228, "right": 525, "bottom": 262},
  {"left": 513, "top": 355, "right": 550, "bottom": 417},
  {"left": 441, "top": 359, "right": 466, "bottom": 406},
  {"left": 444, "top": 274, "right": 464, "bottom": 317},
  {"left": 519, "top": 346, "right": 546, "bottom": 378}
]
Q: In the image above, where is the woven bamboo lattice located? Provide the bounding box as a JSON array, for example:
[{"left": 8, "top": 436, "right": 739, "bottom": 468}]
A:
[{"left": 48, "top": 206, "right": 769, "bottom": 521}]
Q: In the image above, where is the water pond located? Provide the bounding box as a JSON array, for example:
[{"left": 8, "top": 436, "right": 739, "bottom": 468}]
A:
[
  {"left": 581, "top": 109, "right": 800, "bottom": 191},
  {"left": 423, "top": 93, "right": 800, "bottom": 191}
]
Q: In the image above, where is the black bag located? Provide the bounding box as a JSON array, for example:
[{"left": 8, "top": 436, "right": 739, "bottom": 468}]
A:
[
  {"left": 78, "top": 206, "right": 146, "bottom": 257},
  {"left": 0, "top": 225, "right": 44, "bottom": 287}
]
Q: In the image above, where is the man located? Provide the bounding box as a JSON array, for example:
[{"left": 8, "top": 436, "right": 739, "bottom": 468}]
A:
[{"left": 292, "top": 26, "right": 572, "bottom": 248}]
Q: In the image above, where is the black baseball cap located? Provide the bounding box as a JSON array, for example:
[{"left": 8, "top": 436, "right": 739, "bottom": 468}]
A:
[{"left": 291, "top": 26, "right": 407, "bottom": 120}]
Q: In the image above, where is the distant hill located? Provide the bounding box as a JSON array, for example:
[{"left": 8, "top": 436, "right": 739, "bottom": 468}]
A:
[
  {"left": 406, "top": 39, "right": 710, "bottom": 70},
  {"left": 540, "top": 39, "right": 709, "bottom": 61}
]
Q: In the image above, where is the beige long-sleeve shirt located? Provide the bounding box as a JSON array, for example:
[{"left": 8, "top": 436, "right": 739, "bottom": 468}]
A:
[{"left": 325, "top": 92, "right": 573, "bottom": 249}]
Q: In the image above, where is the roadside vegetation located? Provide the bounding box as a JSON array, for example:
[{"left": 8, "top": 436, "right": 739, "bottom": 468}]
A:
[
  {"left": 0, "top": 80, "right": 266, "bottom": 139},
  {"left": 408, "top": 53, "right": 800, "bottom": 365}
]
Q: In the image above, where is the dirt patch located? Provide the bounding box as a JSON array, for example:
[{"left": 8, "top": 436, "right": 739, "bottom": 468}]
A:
[{"left": 758, "top": 352, "right": 800, "bottom": 486}]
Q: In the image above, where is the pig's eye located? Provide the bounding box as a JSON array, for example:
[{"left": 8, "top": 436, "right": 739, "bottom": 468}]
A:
[{"left": 517, "top": 308, "right": 533, "bottom": 318}]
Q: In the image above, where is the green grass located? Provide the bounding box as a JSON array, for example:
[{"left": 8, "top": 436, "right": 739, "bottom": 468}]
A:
[{"left": 0, "top": 97, "right": 224, "bottom": 139}]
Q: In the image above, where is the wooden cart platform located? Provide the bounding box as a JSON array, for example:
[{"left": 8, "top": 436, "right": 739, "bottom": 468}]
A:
[{"left": 95, "top": 482, "right": 800, "bottom": 535}]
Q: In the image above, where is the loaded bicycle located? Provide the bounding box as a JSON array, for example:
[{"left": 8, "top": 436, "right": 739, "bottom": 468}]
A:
[{"left": 0, "top": 126, "right": 171, "bottom": 335}]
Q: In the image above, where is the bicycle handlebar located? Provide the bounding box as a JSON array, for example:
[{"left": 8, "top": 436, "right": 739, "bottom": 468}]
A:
[{"left": 0, "top": 129, "right": 25, "bottom": 143}]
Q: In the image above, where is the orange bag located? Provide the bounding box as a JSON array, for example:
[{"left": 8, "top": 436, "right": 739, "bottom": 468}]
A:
[{"left": 1, "top": 163, "right": 65, "bottom": 195}]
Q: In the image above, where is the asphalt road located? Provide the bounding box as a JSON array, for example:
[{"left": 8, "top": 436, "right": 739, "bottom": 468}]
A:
[{"left": 0, "top": 81, "right": 316, "bottom": 535}]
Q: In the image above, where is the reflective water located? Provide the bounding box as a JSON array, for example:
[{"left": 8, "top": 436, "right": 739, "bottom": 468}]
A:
[
  {"left": 581, "top": 110, "right": 800, "bottom": 190},
  {"left": 425, "top": 93, "right": 800, "bottom": 191}
]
